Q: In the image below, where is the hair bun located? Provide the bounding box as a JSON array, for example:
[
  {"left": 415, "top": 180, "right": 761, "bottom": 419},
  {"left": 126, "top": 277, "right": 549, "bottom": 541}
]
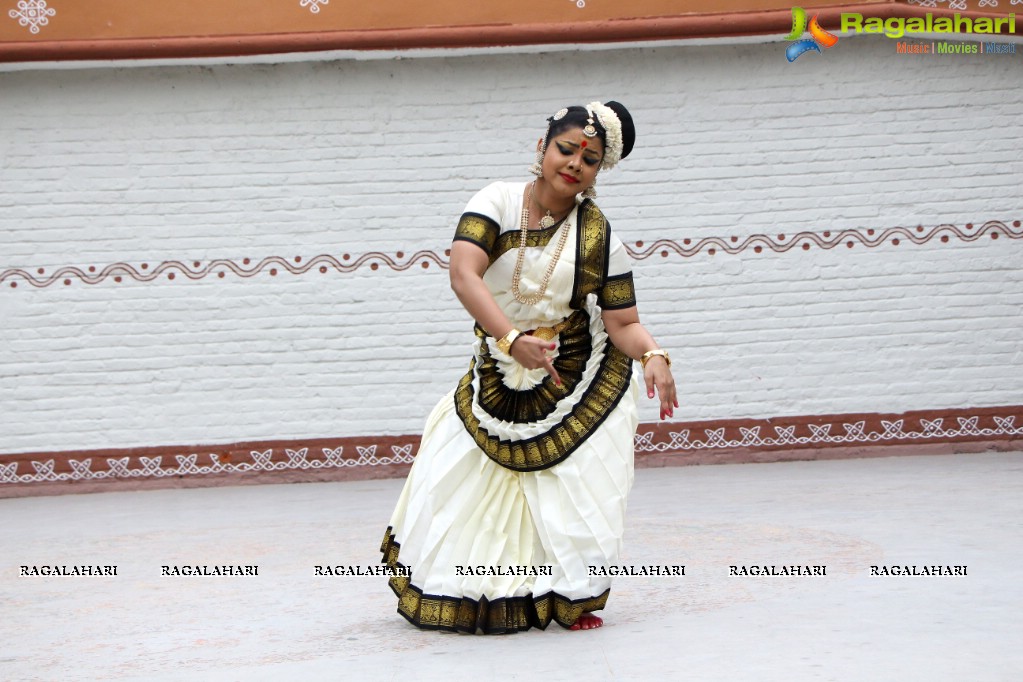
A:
[{"left": 604, "top": 101, "right": 635, "bottom": 159}]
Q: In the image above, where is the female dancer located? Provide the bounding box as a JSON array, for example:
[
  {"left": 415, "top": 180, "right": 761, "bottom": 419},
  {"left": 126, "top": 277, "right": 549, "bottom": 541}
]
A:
[{"left": 381, "top": 101, "right": 677, "bottom": 634}]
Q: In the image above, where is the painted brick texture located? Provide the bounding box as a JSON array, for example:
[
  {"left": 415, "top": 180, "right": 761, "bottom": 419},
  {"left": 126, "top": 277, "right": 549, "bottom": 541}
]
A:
[{"left": 1, "top": 38, "right": 1021, "bottom": 455}]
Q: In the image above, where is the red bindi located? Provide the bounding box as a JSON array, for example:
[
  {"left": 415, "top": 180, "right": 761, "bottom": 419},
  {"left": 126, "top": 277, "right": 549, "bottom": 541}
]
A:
[{"left": 580, "top": 141, "right": 587, "bottom": 148}]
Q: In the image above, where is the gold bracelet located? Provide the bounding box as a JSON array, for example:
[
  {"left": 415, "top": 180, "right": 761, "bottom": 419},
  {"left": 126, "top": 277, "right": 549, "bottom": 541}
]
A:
[
  {"left": 496, "top": 329, "right": 523, "bottom": 355},
  {"left": 640, "top": 349, "right": 671, "bottom": 368}
]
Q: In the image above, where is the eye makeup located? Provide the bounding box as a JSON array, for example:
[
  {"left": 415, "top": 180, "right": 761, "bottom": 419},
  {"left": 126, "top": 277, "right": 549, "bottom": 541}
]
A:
[{"left": 556, "top": 142, "right": 602, "bottom": 165}]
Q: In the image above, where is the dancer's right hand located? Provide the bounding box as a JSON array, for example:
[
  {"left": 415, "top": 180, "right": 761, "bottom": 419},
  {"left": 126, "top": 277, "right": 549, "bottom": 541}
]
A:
[{"left": 510, "top": 335, "right": 562, "bottom": 386}]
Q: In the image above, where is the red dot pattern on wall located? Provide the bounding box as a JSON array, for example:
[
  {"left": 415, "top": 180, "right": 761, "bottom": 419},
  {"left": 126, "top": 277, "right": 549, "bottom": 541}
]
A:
[{"left": 1, "top": 220, "right": 1018, "bottom": 290}]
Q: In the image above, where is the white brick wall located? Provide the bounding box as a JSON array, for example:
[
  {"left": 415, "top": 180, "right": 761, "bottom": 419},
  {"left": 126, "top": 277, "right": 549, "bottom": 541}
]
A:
[{"left": 2, "top": 37, "right": 1022, "bottom": 454}]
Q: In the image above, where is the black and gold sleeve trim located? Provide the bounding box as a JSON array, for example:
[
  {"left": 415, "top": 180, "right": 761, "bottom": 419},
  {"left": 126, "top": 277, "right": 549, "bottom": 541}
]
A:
[
  {"left": 599, "top": 272, "right": 637, "bottom": 310},
  {"left": 453, "top": 212, "right": 500, "bottom": 255}
]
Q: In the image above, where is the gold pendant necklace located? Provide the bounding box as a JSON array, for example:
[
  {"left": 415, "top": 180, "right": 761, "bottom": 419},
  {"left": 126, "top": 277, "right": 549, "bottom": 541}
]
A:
[
  {"left": 512, "top": 181, "right": 572, "bottom": 306},
  {"left": 534, "top": 188, "right": 564, "bottom": 229}
]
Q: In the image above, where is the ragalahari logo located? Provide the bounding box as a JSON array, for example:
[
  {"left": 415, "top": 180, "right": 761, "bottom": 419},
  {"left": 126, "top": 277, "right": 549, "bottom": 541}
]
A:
[{"left": 786, "top": 7, "right": 839, "bottom": 61}]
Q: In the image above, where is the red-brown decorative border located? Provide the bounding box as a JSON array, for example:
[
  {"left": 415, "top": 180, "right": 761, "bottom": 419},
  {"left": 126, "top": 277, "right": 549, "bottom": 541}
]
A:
[
  {"left": 3, "top": 219, "right": 1019, "bottom": 290},
  {"left": 1, "top": 250, "right": 450, "bottom": 289},
  {"left": 630, "top": 219, "right": 1021, "bottom": 258},
  {"left": 1, "top": 4, "right": 1019, "bottom": 64},
  {"left": 2, "top": 405, "right": 1019, "bottom": 497}
]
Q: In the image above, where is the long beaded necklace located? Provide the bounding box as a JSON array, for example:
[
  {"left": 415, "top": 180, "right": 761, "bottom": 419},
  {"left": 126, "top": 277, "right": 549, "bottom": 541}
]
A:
[{"left": 511, "top": 181, "right": 573, "bottom": 306}]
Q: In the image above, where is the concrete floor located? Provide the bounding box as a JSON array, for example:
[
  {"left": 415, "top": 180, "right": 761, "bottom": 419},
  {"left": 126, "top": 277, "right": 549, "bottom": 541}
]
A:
[{"left": 1, "top": 451, "right": 1020, "bottom": 681}]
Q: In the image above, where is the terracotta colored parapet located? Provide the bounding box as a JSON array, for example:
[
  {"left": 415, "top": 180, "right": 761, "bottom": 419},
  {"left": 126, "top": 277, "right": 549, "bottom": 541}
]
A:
[
  {"left": 2, "top": 405, "right": 1019, "bottom": 498},
  {"left": 1, "top": 4, "right": 1019, "bottom": 64}
]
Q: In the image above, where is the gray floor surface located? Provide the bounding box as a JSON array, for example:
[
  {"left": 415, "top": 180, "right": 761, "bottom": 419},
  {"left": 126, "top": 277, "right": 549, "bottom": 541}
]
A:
[{"left": 2, "top": 451, "right": 1020, "bottom": 681}]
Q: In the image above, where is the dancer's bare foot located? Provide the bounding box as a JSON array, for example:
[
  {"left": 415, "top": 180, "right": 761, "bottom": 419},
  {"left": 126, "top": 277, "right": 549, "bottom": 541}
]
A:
[{"left": 569, "top": 613, "right": 603, "bottom": 631}]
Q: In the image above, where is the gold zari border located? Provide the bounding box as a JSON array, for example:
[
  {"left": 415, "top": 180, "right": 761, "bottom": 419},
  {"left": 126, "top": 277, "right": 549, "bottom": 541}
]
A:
[
  {"left": 453, "top": 213, "right": 499, "bottom": 255},
  {"left": 600, "top": 272, "right": 637, "bottom": 310},
  {"left": 475, "top": 310, "right": 591, "bottom": 424},
  {"left": 454, "top": 337, "right": 632, "bottom": 472},
  {"left": 454, "top": 212, "right": 571, "bottom": 263},
  {"left": 453, "top": 198, "right": 633, "bottom": 472},
  {"left": 380, "top": 527, "right": 609, "bottom": 634},
  {"left": 571, "top": 199, "right": 609, "bottom": 309},
  {"left": 491, "top": 218, "right": 567, "bottom": 263}
]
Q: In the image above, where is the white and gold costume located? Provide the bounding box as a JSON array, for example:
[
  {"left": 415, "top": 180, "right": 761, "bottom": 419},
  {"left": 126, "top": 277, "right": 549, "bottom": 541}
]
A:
[{"left": 381, "top": 180, "right": 640, "bottom": 633}]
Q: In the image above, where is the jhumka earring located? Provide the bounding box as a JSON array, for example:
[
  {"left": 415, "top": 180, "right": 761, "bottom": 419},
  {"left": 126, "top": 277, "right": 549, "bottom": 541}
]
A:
[
  {"left": 530, "top": 112, "right": 560, "bottom": 177},
  {"left": 528, "top": 146, "right": 544, "bottom": 177},
  {"left": 582, "top": 183, "right": 597, "bottom": 200}
]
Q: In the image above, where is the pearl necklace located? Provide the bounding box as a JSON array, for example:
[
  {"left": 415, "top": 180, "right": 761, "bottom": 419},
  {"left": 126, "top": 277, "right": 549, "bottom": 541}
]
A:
[{"left": 511, "top": 181, "right": 573, "bottom": 306}]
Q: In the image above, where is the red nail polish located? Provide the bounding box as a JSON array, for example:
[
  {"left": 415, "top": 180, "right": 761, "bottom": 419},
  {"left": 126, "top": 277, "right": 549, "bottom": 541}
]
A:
[{"left": 648, "top": 392, "right": 654, "bottom": 398}]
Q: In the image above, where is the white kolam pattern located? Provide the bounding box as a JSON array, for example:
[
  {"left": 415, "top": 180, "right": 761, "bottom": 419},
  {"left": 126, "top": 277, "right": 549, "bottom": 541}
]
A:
[
  {"left": 7, "top": 0, "right": 55, "bottom": 34},
  {"left": 2, "top": 414, "right": 1020, "bottom": 485}
]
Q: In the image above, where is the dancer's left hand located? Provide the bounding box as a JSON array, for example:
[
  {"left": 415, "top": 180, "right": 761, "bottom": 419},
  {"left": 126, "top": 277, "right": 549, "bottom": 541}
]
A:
[{"left": 644, "top": 357, "right": 678, "bottom": 420}]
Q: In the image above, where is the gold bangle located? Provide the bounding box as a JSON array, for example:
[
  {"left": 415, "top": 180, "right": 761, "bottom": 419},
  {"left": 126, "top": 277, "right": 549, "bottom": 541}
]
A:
[
  {"left": 640, "top": 349, "right": 671, "bottom": 368},
  {"left": 496, "top": 329, "right": 523, "bottom": 355}
]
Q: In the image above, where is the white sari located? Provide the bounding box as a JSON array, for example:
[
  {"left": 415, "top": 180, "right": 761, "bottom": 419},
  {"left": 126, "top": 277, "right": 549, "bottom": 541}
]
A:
[{"left": 381, "top": 180, "right": 640, "bottom": 633}]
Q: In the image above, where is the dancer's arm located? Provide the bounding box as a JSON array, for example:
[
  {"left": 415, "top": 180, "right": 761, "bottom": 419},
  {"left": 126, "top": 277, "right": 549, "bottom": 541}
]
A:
[
  {"left": 449, "top": 241, "right": 561, "bottom": 384},
  {"left": 602, "top": 305, "right": 678, "bottom": 419}
]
